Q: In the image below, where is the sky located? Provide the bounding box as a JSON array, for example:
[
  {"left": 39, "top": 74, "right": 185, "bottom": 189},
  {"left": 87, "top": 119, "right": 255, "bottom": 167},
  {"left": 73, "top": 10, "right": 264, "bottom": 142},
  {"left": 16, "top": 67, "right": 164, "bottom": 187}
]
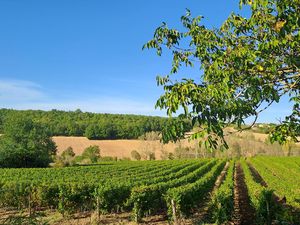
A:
[{"left": 0, "top": 0, "right": 293, "bottom": 123}]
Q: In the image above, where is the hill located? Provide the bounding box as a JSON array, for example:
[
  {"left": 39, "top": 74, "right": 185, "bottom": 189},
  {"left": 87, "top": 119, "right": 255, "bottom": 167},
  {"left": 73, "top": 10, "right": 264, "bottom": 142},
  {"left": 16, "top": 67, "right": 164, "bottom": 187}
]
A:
[{"left": 0, "top": 108, "right": 191, "bottom": 139}]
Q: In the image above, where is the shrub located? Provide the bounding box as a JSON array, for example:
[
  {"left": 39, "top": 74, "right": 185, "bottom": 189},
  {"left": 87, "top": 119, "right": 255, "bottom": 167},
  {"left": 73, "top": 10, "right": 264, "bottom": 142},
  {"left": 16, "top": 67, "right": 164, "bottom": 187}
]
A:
[
  {"left": 55, "top": 147, "right": 76, "bottom": 167},
  {"left": 82, "top": 145, "right": 101, "bottom": 163},
  {"left": 131, "top": 150, "right": 141, "bottom": 161}
]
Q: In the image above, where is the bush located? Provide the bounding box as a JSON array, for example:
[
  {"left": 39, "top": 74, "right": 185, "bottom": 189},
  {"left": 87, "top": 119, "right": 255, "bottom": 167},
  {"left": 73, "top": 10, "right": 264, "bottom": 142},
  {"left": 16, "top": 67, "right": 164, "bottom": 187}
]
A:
[
  {"left": 131, "top": 150, "right": 141, "bottom": 161},
  {"left": 82, "top": 145, "right": 101, "bottom": 163},
  {"left": 73, "top": 155, "right": 85, "bottom": 164},
  {"left": 138, "top": 131, "right": 161, "bottom": 141},
  {"left": 168, "top": 153, "right": 175, "bottom": 160},
  {"left": 174, "top": 146, "right": 195, "bottom": 159},
  {"left": 149, "top": 152, "right": 156, "bottom": 160},
  {"left": 55, "top": 147, "right": 76, "bottom": 167}
]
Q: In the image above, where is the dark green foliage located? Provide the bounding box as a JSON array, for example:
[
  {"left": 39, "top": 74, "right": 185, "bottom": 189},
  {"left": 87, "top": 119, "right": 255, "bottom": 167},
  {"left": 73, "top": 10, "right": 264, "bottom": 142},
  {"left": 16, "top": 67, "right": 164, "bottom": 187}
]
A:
[
  {"left": 0, "top": 109, "right": 192, "bottom": 140},
  {"left": 0, "top": 115, "right": 56, "bottom": 168}
]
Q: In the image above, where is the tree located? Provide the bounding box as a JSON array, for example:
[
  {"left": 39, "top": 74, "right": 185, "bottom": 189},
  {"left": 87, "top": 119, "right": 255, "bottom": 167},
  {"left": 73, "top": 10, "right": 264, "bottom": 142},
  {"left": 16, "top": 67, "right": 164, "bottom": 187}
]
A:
[
  {"left": 144, "top": 0, "right": 300, "bottom": 149},
  {"left": 131, "top": 150, "right": 141, "bottom": 160},
  {"left": 84, "top": 124, "right": 100, "bottom": 140},
  {"left": 0, "top": 115, "right": 57, "bottom": 168},
  {"left": 55, "top": 146, "right": 76, "bottom": 167},
  {"left": 82, "top": 145, "right": 101, "bottom": 163},
  {"left": 61, "top": 146, "right": 76, "bottom": 159}
]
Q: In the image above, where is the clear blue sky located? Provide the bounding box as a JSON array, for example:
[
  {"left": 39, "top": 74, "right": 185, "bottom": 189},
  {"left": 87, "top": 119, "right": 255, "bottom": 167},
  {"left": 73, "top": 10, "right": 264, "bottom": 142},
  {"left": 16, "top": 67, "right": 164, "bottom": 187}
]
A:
[{"left": 0, "top": 0, "right": 293, "bottom": 123}]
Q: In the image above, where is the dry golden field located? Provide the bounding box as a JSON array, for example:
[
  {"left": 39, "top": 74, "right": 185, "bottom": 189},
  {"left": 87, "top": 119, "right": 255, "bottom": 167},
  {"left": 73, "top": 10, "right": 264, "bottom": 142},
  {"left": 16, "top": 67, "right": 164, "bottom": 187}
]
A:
[
  {"left": 53, "top": 130, "right": 300, "bottom": 159},
  {"left": 52, "top": 136, "right": 194, "bottom": 159}
]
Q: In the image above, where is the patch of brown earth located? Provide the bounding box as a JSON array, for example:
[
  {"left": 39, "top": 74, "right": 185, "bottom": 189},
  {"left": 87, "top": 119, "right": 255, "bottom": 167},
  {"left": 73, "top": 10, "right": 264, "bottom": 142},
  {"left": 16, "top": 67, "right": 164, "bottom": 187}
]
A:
[
  {"left": 233, "top": 163, "right": 256, "bottom": 225},
  {"left": 178, "top": 162, "right": 230, "bottom": 225},
  {"left": 0, "top": 209, "right": 169, "bottom": 225}
]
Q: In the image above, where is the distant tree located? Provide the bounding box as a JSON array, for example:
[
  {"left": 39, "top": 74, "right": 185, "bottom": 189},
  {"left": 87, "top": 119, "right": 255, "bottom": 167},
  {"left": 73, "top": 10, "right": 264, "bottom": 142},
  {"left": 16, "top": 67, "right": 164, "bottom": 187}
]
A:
[
  {"left": 61, "top": 146, "right": 75, "bottom": 159},
  {"left": 131, "top": 150, "right": 141, "bottom": 161},
  {"left": 0, "top": 109, "right": 191, "bottom": 140},
  {"left": 144, "top": 0, "right": 300, "bottom": 149},
  {"left": 168, "top": 152, "right": 175, "bottom": 160},
  {"left": 149, "top": 152, "right": 156, "bottom": 160},
  {"left": 0, "top": 115, "right": 57, "bottom": 168},
  {"left": 55, "top": 146, "right": 76, "bottom": 167},
  {"left": 82, "top": 145, "right": 101, "bottom": 163},
  {"left": 138, "top": 131, "right": 161, "bottom": 141},
  {"left": 84, "top": 124, "right": 100, "bottom": 139}
]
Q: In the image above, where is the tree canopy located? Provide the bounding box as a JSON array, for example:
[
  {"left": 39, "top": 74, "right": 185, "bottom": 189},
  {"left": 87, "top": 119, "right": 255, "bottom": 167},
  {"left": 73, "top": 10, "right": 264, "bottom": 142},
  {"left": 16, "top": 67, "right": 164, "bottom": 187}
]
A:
[
  {"left": 144, "top": 0, "right": 300, "bottom": 148},
  {"left": 0, "top": 109, "right": 192, "bottom": 140},
  {"left": 0, "top": 115, "right": 57, "bottom": 168}
]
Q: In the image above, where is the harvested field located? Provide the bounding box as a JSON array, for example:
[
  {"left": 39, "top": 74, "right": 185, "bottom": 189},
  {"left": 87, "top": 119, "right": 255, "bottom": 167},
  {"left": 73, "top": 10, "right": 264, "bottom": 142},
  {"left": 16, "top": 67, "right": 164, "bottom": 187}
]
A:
[
  {"left": 52, "top": 136, "right": 194, "bottom": 159},
  {"left": 53, "top": 130, "right": 300, "bottom": 160}
]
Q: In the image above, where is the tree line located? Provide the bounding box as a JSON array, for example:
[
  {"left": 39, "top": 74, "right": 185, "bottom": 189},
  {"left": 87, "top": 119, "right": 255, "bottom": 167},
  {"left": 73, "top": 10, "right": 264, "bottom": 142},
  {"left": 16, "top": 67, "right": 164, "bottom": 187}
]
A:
[
  {"left": 0, "top": 109, "right": 192, "bottom": 168},
  {"left": 0, "top": 109, "right": 192, "bottom": 140}
]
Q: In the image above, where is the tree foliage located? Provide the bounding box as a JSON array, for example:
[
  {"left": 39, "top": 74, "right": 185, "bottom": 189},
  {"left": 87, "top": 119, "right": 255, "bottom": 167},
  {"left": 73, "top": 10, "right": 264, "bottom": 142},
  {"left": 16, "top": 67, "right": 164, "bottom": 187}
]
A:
[
  {"left": 55, "top": 146, "right": 76, "bottom": 167},
  {"left": 0, "top": 114, "right": 56, "bottom": 168},
  {"left": 0, "top": 109, "right": 192, "bottom": 140},
  {"left": 82, "top": 145, "right": 101, "bottom": 163},
  {"left": 144, "top": 0, "right": 300, "bottom": 148}
]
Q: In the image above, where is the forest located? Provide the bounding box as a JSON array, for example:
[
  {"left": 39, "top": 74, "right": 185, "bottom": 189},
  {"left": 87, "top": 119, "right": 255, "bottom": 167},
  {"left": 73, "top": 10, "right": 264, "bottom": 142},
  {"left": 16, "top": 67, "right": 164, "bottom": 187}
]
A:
[{"left": 0, "top": 109, "right": 192, "bottom": 140}]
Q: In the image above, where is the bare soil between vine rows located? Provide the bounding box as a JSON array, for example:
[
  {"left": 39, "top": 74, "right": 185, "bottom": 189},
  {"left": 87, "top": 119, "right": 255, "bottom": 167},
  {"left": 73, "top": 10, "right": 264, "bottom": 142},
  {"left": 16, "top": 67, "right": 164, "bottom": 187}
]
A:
[{"left": 233, "top": 163, "right": 256, "bottom": 225}]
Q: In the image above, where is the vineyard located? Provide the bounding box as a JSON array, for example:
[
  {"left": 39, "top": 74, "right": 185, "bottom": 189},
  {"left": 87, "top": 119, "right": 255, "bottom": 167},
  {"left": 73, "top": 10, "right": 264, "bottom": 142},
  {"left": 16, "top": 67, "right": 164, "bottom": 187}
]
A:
[{"left": 0, "top": 157, "right": 299, "bottom": 224}]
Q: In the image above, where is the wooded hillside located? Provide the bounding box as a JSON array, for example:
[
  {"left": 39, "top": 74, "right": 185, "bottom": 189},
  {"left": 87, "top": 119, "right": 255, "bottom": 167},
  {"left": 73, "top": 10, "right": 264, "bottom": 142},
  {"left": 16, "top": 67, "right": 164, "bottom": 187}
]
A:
[{"left": 0, "top": 109, "right": 192, "bottom": 140}]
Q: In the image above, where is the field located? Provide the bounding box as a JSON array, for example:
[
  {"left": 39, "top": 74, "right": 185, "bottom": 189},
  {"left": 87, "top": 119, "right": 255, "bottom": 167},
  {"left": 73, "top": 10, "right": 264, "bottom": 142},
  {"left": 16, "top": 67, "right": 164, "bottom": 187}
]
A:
[
  {"left": 53, "top": 131, "right": 300, "bottom": 160},
  {"left": 52, "top": 136, "right": 185, "bottom": 160},
  {"left": 0, "top": 157, "right": 299, "bottom": 225}
]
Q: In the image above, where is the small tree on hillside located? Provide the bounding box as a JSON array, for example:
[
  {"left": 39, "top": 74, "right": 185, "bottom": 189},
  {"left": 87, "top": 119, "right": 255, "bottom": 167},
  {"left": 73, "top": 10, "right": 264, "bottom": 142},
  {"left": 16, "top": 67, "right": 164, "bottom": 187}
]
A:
[
  {"left": 0, "top": 115, "right": 57, "bottom": 168},
  {"left": 56, "top": 146, "right": 76, "bottom": 167},
  {"left": 82, "top": 145, "right": 101, "bottom": 163},
  {"left": 61, "top": 146, "right": 75, "bottom": 159},
  {"left": 131, "top": 150, "right": 141, "bottom": 161},
  {"left": 149, "top": 152, "right": 156, "bottom": 160}
]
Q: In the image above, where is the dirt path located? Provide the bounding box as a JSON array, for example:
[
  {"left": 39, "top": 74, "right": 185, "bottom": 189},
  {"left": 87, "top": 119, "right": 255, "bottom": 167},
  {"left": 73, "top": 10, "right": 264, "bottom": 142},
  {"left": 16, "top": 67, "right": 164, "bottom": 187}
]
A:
[
  {"left": 233, "top": 163, "right": 256, "bottom": 225},
  {"left": 214, "top": 161, "right": 230, "bottom": 190},
  {"left": 0, "top": 209, "right": 169, "bottom": 225},
  {"left": 181, "top": 162, "right": 230, "bottom": 224}
]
